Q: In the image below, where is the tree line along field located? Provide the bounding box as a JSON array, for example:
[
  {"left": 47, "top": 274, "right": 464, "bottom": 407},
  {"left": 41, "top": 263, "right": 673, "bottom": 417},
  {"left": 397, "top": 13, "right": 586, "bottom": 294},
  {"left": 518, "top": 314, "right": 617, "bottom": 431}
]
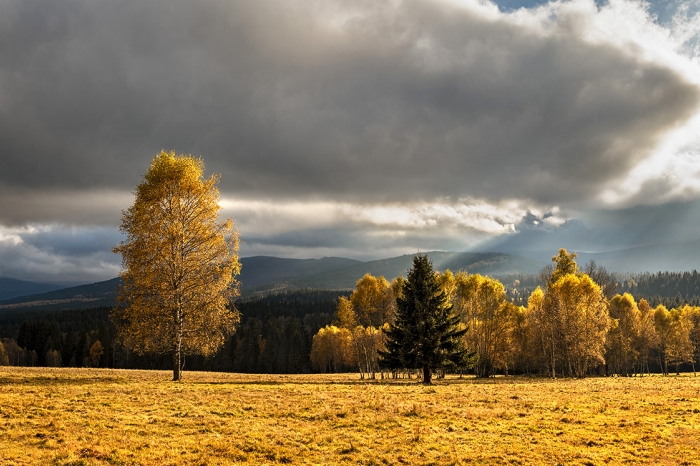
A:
[
  {"left": 1, "top": 367, "right": 699, "bottom": 465},
  {"left": 307, "top": 252, "right": 700, "bottom": 380},
  {"left": 3, "top": 265, "right": 700, "bottom": 378},
  {"left": 1, "top": 248, "right": 700, "bottom": 379}
]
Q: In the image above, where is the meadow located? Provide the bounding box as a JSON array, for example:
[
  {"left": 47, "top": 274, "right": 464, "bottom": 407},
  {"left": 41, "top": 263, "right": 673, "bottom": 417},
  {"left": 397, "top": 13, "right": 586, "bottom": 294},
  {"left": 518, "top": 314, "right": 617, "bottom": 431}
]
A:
[{"left": 1, "top": 367, "right": 699, "bottom": 465}]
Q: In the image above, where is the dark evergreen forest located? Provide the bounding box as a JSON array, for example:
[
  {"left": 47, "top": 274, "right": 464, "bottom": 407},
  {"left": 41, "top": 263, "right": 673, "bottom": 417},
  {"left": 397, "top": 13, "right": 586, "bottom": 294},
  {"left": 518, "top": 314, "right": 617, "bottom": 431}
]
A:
[{"left": 0, "top": 290, "right": 348, "bottom": 372}]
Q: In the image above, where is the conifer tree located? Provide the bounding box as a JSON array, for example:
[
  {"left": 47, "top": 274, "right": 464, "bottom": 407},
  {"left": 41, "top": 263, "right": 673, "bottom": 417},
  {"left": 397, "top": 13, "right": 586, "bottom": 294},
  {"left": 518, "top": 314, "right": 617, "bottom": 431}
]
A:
[{"left": 379, "top": 254, "right": 470, "bottom": 384}]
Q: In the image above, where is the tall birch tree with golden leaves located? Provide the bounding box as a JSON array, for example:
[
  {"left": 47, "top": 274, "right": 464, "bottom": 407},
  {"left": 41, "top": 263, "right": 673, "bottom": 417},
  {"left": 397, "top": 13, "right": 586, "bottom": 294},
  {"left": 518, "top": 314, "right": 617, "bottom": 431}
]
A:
[{"left": 112, "top": 151, "right": 241, "bottom": 381}]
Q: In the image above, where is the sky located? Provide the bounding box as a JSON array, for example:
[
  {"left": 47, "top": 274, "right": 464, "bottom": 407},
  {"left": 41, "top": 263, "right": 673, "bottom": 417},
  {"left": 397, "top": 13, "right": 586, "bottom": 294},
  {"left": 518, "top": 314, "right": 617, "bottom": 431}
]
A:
[{"left": 1, "top": 0, "right": 700, "bottom": 284}]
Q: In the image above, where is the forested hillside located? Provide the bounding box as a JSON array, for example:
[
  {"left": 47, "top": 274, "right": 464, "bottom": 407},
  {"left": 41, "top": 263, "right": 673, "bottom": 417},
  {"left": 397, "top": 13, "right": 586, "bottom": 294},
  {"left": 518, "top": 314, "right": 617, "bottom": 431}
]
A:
[
  {"left": 0, "top": 278, "right": 64, "bottom": 301},
  {"left": 0, "top": 290, "right": 347, "bottom": 372},
  {"left": 3, "top": 260, "right": 700, "bottom": 375},
  {"left": 0, "top": 278, "right": 120, "bottom": 310},
  {"left": 617, "top": 270, "right": 700, "bottom": 305},
  {"left": 501, "top": 269, "right": 700, "bottom": 308},
  {"left": 0, "top": 251, "right": 543, "bottom": 310}
]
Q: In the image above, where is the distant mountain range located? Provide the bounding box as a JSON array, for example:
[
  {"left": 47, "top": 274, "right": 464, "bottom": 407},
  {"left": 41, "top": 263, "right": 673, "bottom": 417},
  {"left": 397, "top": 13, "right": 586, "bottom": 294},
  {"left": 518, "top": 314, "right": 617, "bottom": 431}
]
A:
[
  {"left": 496, "top": 240, "right": 700, "bottom": 274},
  {"left": 4, "top": 242, "right": 698, "bottom": 312},
  {"left": 0, "top": 278, "right": 121, "bottom": 311},
  {"left": 0, "top": 278, "right": 64, "bottom": 301},
  {"left": 238, "top": 251, "right": 544, "bottom": 295},
  {"left": 576, "top": 241, "right": 700, "bottom": 274},
  {"left": 0, "top": 251, "right": 544, "bottom": 311}
]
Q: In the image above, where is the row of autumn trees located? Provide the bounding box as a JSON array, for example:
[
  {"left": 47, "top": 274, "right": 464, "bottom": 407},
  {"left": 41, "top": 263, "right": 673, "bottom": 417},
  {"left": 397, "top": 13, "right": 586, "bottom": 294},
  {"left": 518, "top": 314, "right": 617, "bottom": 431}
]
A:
[
  {"left": 2, "top": 250, "right": 699, "bottom": 377},
  {"left": 311, "top": 249, "right": 700, "bottom": 378}
]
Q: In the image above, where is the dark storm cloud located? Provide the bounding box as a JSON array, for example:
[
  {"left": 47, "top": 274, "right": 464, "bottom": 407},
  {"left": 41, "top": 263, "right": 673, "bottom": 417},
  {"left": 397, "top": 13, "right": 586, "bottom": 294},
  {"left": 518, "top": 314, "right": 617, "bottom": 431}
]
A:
[
  {"left": 0, "top": 226, "right": 122, "bottom": 283},
  {"left": 1, "top": 0, "right": 699, "bottom": 226},
  {"left": 0, "top": 188, "right": 130, "bottom": 226}
]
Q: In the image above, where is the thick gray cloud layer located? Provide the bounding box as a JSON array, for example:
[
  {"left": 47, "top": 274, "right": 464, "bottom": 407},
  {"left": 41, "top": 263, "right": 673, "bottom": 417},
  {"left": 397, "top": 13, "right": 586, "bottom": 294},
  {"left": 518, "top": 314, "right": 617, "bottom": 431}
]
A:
[
  {"left": 1, "top": 0, "right": 698, "bottom": 212},
  {"left": 1, "top": 0, "right": 700, "bottom": 282}
]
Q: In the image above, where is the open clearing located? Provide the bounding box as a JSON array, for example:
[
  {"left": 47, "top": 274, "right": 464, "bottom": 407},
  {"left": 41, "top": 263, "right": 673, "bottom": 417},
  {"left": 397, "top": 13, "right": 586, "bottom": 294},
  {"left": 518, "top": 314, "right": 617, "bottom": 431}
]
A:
[{"left": 1, "top": 368, "right": 699, "bottom": 465}]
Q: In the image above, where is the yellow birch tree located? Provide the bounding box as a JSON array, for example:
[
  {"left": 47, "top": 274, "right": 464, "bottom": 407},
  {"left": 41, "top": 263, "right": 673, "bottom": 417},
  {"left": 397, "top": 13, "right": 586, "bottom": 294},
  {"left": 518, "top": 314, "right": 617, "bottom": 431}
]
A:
[
  {"left": 547, "top": 273, "right": 610, "bottom": 378},
  {"left": 606, "top": 293, "right": 641, "bottom": 376},
  {"left": 688, "top": 306, "right": 700, "bottom": 373},
  {"left": 112, "top": 151, "right": 241, "bottom": 381},
  {"left": 666, "top": 306, "right": 695, "bottom": 375},
  {"left": 653, "top": 305, "right": 672, "bottom": 375},
  {"left": 337, "top": 274, "right": 395, "bottom": 379},
  {"left": 453, "top": 273, "right": 516, "bottom": 377},
  {"left": 526, "top": 286, "right": 558, "bottom": 377},
  {"left": 310, "top": 326, "right": 354, "bottom": 373},
  {"left": 636, "top": 298, "right": 658, "bottom": 375}
]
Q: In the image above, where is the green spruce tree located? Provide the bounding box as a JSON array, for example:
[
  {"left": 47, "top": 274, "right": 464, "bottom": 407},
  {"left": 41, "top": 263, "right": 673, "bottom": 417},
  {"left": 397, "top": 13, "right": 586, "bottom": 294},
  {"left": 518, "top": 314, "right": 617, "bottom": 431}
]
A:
[{"left": 379, "top": 254, "right": 470, "bottom": 384}]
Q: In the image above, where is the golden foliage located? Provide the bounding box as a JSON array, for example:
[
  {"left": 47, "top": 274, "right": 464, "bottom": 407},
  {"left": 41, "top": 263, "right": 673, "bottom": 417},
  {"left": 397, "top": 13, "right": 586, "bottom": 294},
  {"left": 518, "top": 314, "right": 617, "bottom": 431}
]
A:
[
  {"left": 666, "top": 306, "right": 696, "bottom": 374},
  {"left": 606, "top": 293, "right": 641, "bottom": 375},
  {"left": 113, "top": 151, "right": 240, "bottom": 380},
  {"left": 335, "top": 296, "right": 357, "bottom": 329},
  {"left": 451, "top": 272, "right": 517, "bottom": 377},
  {"left": 527, "top": 274, "right": 611, "bottom": 378},
  {"left": 310, "top": 325, "right": 355, "bottom": 372},
  {"left": 350, "top": 274, "right": 395, "bottom": 327},
  {"left": 547, "top": 274, "right": 611, "bottom": 377},
  {"left": 317, "top": 251, "right": 696, "bottom": 380},
  {"left": 550, "top": 248, "right": 579, "bottom": 285},
  {"left": 327, "top": 274, "right": 397, "bottom": 378}
]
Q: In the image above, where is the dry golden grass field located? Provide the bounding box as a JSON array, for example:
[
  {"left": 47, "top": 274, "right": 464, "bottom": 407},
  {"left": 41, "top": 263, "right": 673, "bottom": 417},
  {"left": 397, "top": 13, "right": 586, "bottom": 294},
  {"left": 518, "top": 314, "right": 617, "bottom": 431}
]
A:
[{"left": 1, "top": 367, "right": 699, "bottom": 465}]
